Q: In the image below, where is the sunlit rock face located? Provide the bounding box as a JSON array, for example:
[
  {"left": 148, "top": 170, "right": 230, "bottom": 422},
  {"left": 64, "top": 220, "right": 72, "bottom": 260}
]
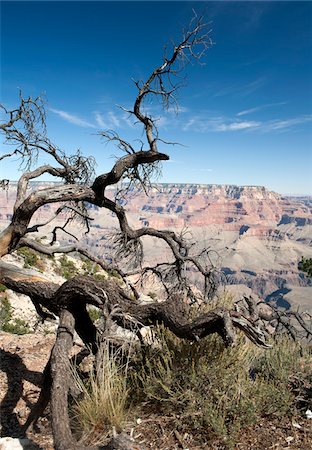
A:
[
  {"left": 1, "top": 182, "right": 312, "bottom": 312},
  {"left": 122, "top": 183, "right": 310, "bottom": 232}
]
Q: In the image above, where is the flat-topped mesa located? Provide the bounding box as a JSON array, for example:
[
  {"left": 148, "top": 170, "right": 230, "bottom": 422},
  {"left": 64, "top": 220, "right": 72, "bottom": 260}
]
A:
[
  {"left": 0, "top": 180, "right": 292, "bottom": 201},
  {"left": 0, "top": 182, "right": 310, "bottom": 231},
  {"left": 149, "top": 183, "right": 281, "bottom": 201}
]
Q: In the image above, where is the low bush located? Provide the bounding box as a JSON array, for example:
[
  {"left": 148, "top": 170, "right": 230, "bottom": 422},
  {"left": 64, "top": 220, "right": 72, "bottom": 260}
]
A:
[
  {"left": 0, "top": 297, "right": 31, "bottom": 335},
  {"left": 56, "top": 255, "right": 79, "bottom": 279},
  {"left": 299, "top": 256, "right": 312, "bottom": 277},
  {"left": 87, "top": 306, "right": 102, "bottom": 322},
  {"left": 82, "top": 259, "right": 100, "bottom": 276},
  {"left": 129, "top": 327, "right": 309, "bottom": 448},
  {"left": 16, "top": 246, "right": 46, "bottom": 271},
  {"left": 72, "top": 304, "right": 311, "bottom": 448}
]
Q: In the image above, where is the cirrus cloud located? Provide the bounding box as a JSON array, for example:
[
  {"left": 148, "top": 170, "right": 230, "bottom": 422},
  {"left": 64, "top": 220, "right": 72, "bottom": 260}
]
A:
[
  {"left": 50, "top": 108, "right": 96, "bottom": 128},
  {"left": 182, "top": 114, "right": 312, "bottom": 134}
]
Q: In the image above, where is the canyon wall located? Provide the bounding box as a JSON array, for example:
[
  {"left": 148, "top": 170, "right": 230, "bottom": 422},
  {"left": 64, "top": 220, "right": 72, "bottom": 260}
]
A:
[{"left": 1, "top": 182, "right": 311, "bottom": 312}]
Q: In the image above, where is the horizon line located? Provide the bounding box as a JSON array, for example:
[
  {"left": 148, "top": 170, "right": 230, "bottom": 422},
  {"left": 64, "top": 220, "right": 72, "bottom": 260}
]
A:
[{"left": 4, "top": 180, "right": 312, "bottom": 197}]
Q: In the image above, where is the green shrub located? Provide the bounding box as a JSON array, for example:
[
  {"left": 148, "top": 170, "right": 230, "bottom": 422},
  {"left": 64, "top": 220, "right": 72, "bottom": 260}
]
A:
[
  {"left": 0, "top": 296, "right": 12, "bottom": 328},
  {"left": 70, "top": 310, "right": 311, "bottom": 448},
  {"left": 87, "top": 307, "right": 102, "bottom": 322},
  {"left": 16, "top": 247, "right": 46, "bottom": 271},
  {"left": 299, "top": 256, "right": 312, "bottom": 277},
  {"left": 56, "top": 255, "right": 79, "bottom": 279},
  {"left": 106, "top": 269, "right": 121, "bottom": 280},
  {"left": 16, "top": 247, "right": 38, "bottom": 268},
  {"left": 93, "top": 273, "right": 107, "bottom": 282},
  {"left": 251, "top": 336, "right": 302, "bottom": 384},
  {"left": 82, "top": 259, "right": 99, "bottom": 276},
  {"left": 0, "top": 297, "right": 31, "bottom": 335},
  {"left": 0, "top": 283, "right": 7, "bottom": 292},
  {"left": 3, "top": 318, "right": 31, "bottom": 335},
  {"left": 129, "top": 326, "right": 306, "bottom": 448}
]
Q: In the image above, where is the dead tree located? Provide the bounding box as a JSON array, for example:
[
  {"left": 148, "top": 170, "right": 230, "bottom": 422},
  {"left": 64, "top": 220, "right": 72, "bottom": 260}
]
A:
[{"left": 0, "top": 13, "right": 310, "bottom": 450}]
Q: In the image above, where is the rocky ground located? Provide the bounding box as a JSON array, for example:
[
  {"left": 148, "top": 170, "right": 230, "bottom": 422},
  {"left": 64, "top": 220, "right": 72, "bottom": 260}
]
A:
[
  {"left": 0, "top": 332, "right": 311, "bottom": 450},
  {"left": 0, "top": 333, "right": 55, "bottom": 449}
]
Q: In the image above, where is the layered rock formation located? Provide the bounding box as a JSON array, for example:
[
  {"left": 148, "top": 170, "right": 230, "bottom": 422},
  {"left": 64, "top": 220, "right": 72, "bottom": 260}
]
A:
[
  {"left": 121, "top": 183, "right": 310, "bottom": 230},
  {"left": 1, "top": 182, "right": 311, "bottom": 312}
]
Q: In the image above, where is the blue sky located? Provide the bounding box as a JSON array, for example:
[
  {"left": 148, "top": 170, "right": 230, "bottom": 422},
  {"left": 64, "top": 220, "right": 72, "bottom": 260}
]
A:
[{"left": 1, "top": 1, "right": 312, "bottom": 194}]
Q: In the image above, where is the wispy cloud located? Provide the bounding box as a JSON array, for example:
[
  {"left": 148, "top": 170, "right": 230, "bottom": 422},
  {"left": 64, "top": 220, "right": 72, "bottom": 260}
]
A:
[
  {"left": 121, "top": 113, "right": 135, "bottom": 129},
  {"left": 94, "top": 110, "right": 135, "bottom": 130},
  {"left": 182, "top": 116, "right": 260, "bottom": 133},
  {"left": 95, "top": 112, "right": 108, "bottom": 128},
  {"left": 240, "top": 78, "right": 267, "bottom": 97},
  {"left": 167, "top": 105, "right": 189, "bottom": 114},
  {"left": 182, "top": 113, "right": 312, "bottom": 134},
  {"left": 237, "top": 102, "right": 287, "bottom": 117},
  {"left": 108, "top": 111, "right": 121, "bottom": 128},
  {"left": 50, "top": 108, "right": 96, "bottom": 128},
  {"left": 92, "top": 103, "right": 189, "bottom": 132},
  {"left": 182, "top": 118, "right": 196, "bottom": 132},
  {"left": 214, "top": 77, "right": 266, "bottom": 98},
  {"left": 261, "top": 115, "right": 312, "bottom": 132},
  {"left": 215, "top": 121, "right": 260, "bottom": 132}
]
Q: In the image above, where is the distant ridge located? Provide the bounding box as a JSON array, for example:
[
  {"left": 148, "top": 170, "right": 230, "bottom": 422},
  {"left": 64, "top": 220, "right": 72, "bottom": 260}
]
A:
[
  {"left": 5, "top": 180, "right": 311, "bottom": 198},
  {"left": 1, "top": 180, "right": 311, "bottom": 313}
]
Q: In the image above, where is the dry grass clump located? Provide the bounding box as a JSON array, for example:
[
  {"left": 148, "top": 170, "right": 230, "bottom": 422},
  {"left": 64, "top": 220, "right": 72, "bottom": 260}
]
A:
[{"left": 71, "top": 343, "right": 130, "bottom": 445}]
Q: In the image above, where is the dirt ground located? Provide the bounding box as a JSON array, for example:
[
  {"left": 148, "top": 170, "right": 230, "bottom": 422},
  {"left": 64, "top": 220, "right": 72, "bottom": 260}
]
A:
[{"left": 0, "top": 332, "right": 311, "bottom": 450}]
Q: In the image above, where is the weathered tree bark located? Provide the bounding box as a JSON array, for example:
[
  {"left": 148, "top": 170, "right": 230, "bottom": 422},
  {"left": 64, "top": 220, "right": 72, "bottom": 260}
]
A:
[
  {"left": 48, "top": 308, "right": 144, "bottom": 450},
  {"left": 50, "top": 309, "right": 76, "bottom": 450},
  {"left": 1, "top": 271, "right": 270, "bottom": 349}
]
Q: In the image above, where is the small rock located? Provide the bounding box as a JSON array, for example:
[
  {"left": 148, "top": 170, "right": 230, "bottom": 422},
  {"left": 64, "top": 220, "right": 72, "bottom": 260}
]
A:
[
  {"left": 305, "top": 409, "right": 312, "bottom": 419},
  {"left": 286, "top": 436, "right": 294, "bottom": 443},
  {"left": 0, "top": 437, "right": 39, "bottom": 450}
]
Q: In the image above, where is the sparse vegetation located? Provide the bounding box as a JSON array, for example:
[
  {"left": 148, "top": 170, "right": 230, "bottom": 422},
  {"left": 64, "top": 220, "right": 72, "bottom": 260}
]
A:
[
  {"left": 93, "top": 273, "right": 107, "bottom": 282},
  {"left": 16, "top": 247, "right": 38, "bottom": 268},
  {"left": 82, "top": 258, "right": 108, "bottom": 281},
  {"left": 0, "top": 296, "right": 12, "bottom": 328},
  {"left": 0, "top": 296, "right": 31, "bottom": 335},
  {"left": 106, "top": 269, "right": 122, "bottom": 280},
  {"left": 299, "top": 256, "right": 312, "bottom": 277},
  {"left": 70, "top": 320, "right": 311, "bottom": 448},
  {"left": 87, "top": 306, "right": 102, "bottom": 323},
  {"left": 16, "top": 246, "right": 46, "bottom": 271},
  {"left": 126, "top": 329, "right": 310, "bottom": 448},
  {"left": 81, "top": 258, "right": 100, "bottom": 276},
  {"left": 56, "top": 255, "right": 79, "bottom": 279},
  {"left": 72, "top": 344, "right": 130, "bottom": 444}
]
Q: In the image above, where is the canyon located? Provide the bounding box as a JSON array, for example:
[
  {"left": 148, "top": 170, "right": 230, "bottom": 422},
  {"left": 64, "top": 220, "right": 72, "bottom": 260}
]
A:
[{"left": 1, "top": 182, "right": 311, "bottom": 313}]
